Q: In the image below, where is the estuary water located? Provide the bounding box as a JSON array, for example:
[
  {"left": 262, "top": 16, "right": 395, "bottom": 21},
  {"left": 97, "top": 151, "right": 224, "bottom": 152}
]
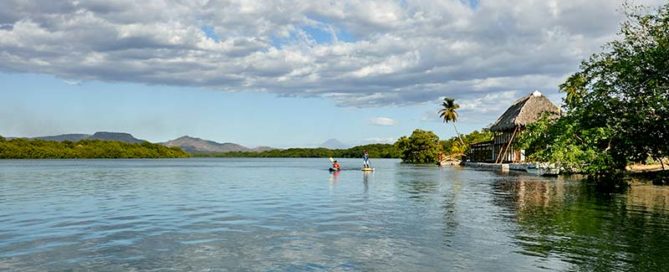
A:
[{"left": 1, "top": 158, "right": 668, "bottom": 271}]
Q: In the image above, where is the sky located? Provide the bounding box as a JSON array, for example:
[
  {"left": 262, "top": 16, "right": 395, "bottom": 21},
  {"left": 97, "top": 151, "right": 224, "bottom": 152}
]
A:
[{"left": 0, "top": 0, "right": 665, "bottom": 147}]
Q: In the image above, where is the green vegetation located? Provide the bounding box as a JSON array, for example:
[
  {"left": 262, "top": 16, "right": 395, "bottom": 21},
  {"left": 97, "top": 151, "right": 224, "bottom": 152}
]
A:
[
  {"left": 394, "top": 129, "right": 442, "bottom": 163},
  {"left": 195, "top": 143, "right": 400, "bottom": 158},
  {"left": 0, "top": 137, "right": 189, "bottom": 159},
  {"left": 337, "top": 144, "right": 400, "bottom": 158},
  {"left": 519, "top": 4, "right": 669, "bottom": 181},
  {"left": 435, "top": 97, "right": 493, "bottom": 160},
  {"left": 441, "top": 129, "right": 494, "bottom": 157},
  {"left": 388, "top": 129, "right": 493, "bottom": 164}
]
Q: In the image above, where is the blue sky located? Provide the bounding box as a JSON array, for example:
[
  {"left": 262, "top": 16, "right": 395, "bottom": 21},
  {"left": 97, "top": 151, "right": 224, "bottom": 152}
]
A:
[
  {"left": 1, "top": 72, "right": 483, "bottom": 147},
  {"left": 0, "top": 0, "right": 661, "bottom": 147}
]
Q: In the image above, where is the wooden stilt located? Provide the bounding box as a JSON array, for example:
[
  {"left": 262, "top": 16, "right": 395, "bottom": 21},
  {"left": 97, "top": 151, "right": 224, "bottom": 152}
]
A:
[{"left": 496, "top": 126, "right": 519, "bottom": 164}]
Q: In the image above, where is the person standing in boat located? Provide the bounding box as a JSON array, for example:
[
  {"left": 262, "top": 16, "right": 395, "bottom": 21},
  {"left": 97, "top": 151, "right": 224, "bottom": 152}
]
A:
[{"left": 363, "top": 150, "right": 370, "bottom": 168}]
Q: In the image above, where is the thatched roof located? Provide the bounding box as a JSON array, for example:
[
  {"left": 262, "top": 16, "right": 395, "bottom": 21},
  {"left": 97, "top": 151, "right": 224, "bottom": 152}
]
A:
[{"left": 489, "top": 91, "right": 560, "bottom": 132}]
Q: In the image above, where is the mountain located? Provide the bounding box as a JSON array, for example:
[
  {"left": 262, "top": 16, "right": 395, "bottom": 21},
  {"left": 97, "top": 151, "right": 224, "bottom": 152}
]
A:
[
  {"left": 162, "top": 136, "right": 257, "bottom": 153},
  {"left": 33, "top": 132, "right": 145, "bottom": 143},
  {"left": 36, "top": 134, "right": 90, "bottom": 142},
  {"left": 320, "top": 138, "right": 349, "bottom": 149},
  {"left": 252, "top": 146, "right": 275, "bottom": 152},
  {"left": 16, "top": 132, "right": 272, "bottom": 153},
  {"left": 88, "top": 132, "right": 146, "bottom": 143}
]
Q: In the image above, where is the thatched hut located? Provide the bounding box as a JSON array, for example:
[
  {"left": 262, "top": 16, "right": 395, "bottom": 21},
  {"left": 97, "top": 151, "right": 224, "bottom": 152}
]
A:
[{"left": 469, "top": 91, "right": 560, "bottom": 163}]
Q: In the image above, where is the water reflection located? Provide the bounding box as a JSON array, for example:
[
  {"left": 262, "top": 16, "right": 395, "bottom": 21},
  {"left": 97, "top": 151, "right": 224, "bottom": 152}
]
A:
[
  {"left": 493, "top": 175, "right": 669, "bottom": 271},
  {"left": 626, "top": 182, "right": 669, "bottom": 212},
  {"left": 3, "top": 159, "right": 669, "bottom": 271},
  {"left": 395, "top": 165, "right": 441, "bottom": 202},
  {"left": 441, "top": 167, "right": 462, "bottom": 245},
  {"left": 362, "top": 172, "right": 369, "bottom": 194},
  {"left": 328, "top": 170, "right": 340, "bottom": 190}
]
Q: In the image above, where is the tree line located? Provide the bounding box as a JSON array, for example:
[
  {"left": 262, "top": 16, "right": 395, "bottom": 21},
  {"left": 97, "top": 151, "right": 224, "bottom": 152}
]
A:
[
  {"left": 194, "top": 143, "right": 401, "bottom": 158},
  {"left": 197, "top": 130, "right": 493, "bottom": 162},
  {"left": 0, "top": 133, "right": 489, "bottom": 161},
  {"left": 0, "top": 137, "right": 189, "bottom": 159},
  {"left": 394, "top": 129, "right": 493, "bottom": 164}
]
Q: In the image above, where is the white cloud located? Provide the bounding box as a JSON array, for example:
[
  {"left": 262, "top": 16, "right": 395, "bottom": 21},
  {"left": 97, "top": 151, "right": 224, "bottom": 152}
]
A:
[
  {"left": 62, "top": 80, "right": 81, "bottom": 86},
  {"left": 458, "top": 90, "right": 519, "bottom": 113},
  {"left": 364, "top": 137, "right": 396, "bottom": 144},
  {"left": 0, "top": 0, "right": 665, "bottom": 107},
  {"left": 369, "top": 117, "right": 397, "bottom": 126}
]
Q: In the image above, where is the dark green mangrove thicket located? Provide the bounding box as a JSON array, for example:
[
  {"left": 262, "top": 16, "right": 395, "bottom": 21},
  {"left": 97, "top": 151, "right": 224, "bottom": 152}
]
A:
[
  {"left": 0, "top": 137, "right": 189, "bottom": 159},
  {"left": 196, "top": 143, "right": 400, "bottom": 158}
]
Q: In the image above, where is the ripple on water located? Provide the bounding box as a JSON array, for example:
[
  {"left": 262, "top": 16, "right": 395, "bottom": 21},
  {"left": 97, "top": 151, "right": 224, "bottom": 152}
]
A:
[{"left": 2, "top": 159, "right": 669, "bottom": 271}]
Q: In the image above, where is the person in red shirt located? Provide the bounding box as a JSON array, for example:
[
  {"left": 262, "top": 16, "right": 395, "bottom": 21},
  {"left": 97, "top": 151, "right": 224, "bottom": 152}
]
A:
[{"left": 332, "top": 160, "right": 341, "bottom": 170}]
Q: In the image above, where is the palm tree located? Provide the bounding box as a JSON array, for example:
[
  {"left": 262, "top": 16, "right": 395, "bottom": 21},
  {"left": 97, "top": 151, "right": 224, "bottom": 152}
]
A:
[
  {"left": 560, "top": 73, "right": 587, "bottom": 108},
  {"left": 438, "top": 97, "right": 465, "bottom": 146}
]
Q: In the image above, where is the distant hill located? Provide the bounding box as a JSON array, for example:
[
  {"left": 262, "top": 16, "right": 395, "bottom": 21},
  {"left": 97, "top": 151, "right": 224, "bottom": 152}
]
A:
[
  {"left": 36, "top": 134, "right": 90, "bottom": 142},
  {"left": 88, "top": 132, "right": 146, "bottom": 143},
  {"left": 11, "top": 133, "right": 273, "bottom": 153},
  {"left": 252, "top": 146, "right": 275, "bottom": 152},
  {"left": 320, "top": 138, "right": 349, "bottom": 149},
  {"left": 162, "top": 136, "right": 269, "bottom": 153},
  {"left": 33, "top": 132, "right": 146, "bottom": 143}
]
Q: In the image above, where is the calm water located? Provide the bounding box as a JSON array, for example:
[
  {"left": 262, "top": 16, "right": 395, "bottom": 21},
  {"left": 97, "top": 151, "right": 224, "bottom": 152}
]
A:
[{"left": 1, "top": 158, "right": 668, "bottom": 271}]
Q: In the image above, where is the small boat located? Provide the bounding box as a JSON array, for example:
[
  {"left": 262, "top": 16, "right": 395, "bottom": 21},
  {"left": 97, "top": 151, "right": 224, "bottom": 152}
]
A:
[
  {"left": 526, "top": 164, "right": 559, "bottom": 176},
  {"left": 361, "top": 167, "right": 374, "bottom": 172},
  {"left": 329, "top": 168, "right": 341, "bottom": 172},
  {"left": 437, "top": 160, "right": 459, "bottom": 166}
]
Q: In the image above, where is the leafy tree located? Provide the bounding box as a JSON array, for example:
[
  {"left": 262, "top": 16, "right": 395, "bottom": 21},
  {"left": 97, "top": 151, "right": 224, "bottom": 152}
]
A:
[
  {"left": 518, "top": 113, "right": 615, "bottom": 176},
  {"left": 395, "top": 129, "right": 442, "bottom": 163},
  {"left": 520, "top": 3, "right": 669, "bottom": 179},
  {"left": 440, "top": 129, "right": 493, "bottom": 158},
  {"left": 438, "top": 97, "right": 465, "bottom": 146}
]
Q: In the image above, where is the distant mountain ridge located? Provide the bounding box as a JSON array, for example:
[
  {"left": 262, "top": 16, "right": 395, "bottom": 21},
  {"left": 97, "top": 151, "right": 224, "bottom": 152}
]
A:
[
  {"left": 162, "top": 136, "right": 272, "bottom": 153},
  {"left": 9, "top": 132, "right": 272, "bottom": 154},
  {"left": 320, "top": 138, "right": 350, "bottom": 149},
  {"left": 34, "top": 132, "right": 146, "bottom": 143},
  {"left": 89, "top": 132, "right": 145, "bottom": 143},
  {"left": 37, "top": 134, "right": 90, "bottom": 142}
]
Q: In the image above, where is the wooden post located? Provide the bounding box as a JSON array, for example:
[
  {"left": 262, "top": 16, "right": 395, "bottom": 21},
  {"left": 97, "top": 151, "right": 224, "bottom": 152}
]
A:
[
  {"left": 509, "top": 127, "right": 520, "bottom": 162},
  {"left": 494, "top": 132, "right": 504, "bottom": 164},
  {"left": 506, "top": 126, "right": 519, "bottom": 163},
  {"left": 495, "top": 144, "right": 503, "bottom": 164},
  {"left": 497, "top": 126, "right": 519, "bottom": 164}
]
